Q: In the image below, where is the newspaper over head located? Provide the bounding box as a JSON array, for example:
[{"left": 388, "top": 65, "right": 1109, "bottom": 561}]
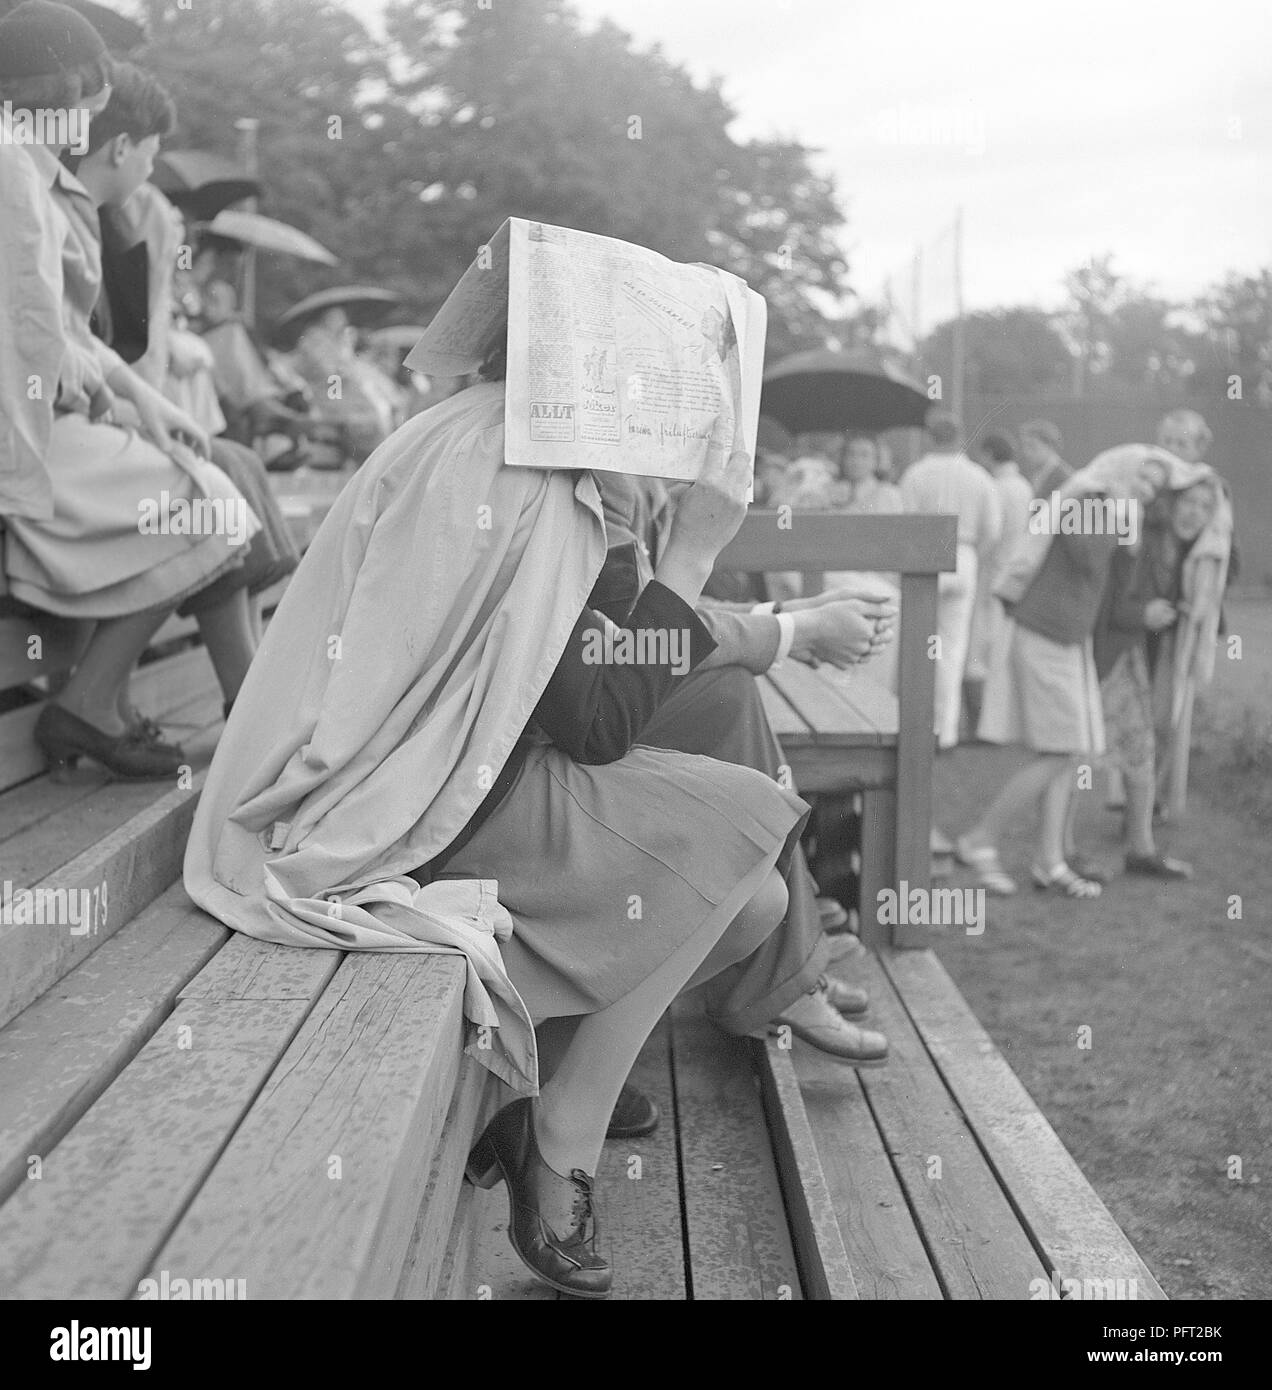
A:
[{"left": 404, "top": 218, "right": 767, "bottom": 483}]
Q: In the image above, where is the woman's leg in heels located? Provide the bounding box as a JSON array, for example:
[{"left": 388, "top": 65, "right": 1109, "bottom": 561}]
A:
[
  {"left": 57, "top": 608, "right": 172, "bottom": 735},
  {"left": 530, "top": 867, "right": 788, "bottom": 1234}
]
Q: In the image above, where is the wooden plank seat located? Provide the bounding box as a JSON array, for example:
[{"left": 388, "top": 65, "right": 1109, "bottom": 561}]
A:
[
  {"left": 0, "top": 504, "right": 1166, "bottom": 1301},
  {"left": 0, "top": 882, "right": 496, "bottom": 1299}
]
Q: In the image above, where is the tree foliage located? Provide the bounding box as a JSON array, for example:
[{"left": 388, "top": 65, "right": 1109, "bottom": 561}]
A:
[{"left": 137, "top": 0, "right": 852, "bottom": 354}]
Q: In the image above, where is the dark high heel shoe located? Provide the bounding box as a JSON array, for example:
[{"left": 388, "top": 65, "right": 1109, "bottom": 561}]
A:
[
  {"left": 466, "top": 1098, "right": 611, "bottom": 1299},
  {"left": 34, "top": 704, "right": 185, "bottom": 782},
  {"left": 123, "top": 706, "right": 186, "bottom": 758}
]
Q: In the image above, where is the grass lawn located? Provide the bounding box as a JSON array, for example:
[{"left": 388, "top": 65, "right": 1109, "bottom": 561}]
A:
[{"left": 929, "top": 596, "right": 1271, "bottom": 1300}]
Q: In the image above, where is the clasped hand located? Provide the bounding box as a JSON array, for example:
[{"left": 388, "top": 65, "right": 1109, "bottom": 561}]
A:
[{"left": 788, "top": 595, "right": 898, "bottom": 669}]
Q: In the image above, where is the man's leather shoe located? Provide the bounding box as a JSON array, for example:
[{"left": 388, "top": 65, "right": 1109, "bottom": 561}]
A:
[
  {"left": 821, "top": 975, "right": 869, "bottom": 1017},
  {"left": 771, "top": 981, "right": 888, "bottom": 1066},
  {"left": 825, "top": 931, "right": 866, "bottom": 964},
  {"left": 606, "top": 1083, "right": 659, "bottom": 1139}
]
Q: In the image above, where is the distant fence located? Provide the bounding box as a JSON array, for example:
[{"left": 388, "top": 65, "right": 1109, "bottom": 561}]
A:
[{"left": 957, "top": 395, "right": 1272, "bottom": 592}]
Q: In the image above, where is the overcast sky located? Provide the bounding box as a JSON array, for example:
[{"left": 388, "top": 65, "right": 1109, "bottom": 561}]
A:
[{"left": 348, "top": 0, "right": 1270, "bottom": 322}]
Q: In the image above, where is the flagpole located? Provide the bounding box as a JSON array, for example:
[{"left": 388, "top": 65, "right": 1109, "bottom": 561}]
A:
[
  {"left": 951, "top": 207, "right": 965, "bottom": 420},
  {"left": 234, "top": 117, "right": 260, "bottom": 330}
]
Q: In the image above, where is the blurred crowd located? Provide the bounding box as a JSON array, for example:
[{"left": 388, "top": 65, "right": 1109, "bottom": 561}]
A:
[{"left": 741, "top": 406, "right": 1234, "bottom": 896}]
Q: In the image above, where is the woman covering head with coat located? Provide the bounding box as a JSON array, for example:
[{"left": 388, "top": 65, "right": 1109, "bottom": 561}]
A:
[{"left": 185, "top": 360, "right": 805, "bottom": 1298}]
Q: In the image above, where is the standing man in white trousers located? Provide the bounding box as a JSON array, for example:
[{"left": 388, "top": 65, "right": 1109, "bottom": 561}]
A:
[{"left": 900, "top": 411, "right": 1003, "bottom": 750}]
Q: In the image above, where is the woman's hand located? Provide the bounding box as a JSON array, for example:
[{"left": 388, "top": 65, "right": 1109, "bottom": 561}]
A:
[
  {"left": 108, "top": 366, "right": 211, "bottom": 458},
  {"left": 655, "top": 440, "right": 752, "bottom": 607}
]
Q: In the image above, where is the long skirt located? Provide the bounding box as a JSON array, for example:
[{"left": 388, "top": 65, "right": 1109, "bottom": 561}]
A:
[
  {"left": 434, "top": 740, "right": 809, "bottom": 1023},
  {"left": 978, "top": 616, "right": 1106, "bottom": 757},
  {"left": 1100, "top": 645, "right": 1155, "bottom": 780},
  {"left": 2, "top": 412, "right": 252, "bottom": 619}
]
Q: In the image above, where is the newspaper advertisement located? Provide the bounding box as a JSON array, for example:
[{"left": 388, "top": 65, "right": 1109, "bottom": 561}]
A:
[{"left": 406, "top": 217, "right": 767, "bottom": 482}]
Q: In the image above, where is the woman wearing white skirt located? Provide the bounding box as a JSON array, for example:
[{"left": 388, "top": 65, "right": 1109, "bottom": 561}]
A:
[
  {"left": 1, "top": 11, "right": 264, "bottom": 779},
  {"left": 956, "top": 448, "right": 1170, "bottom": 898}
]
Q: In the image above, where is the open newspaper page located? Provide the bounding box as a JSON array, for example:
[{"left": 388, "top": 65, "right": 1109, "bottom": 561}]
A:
[
  {"left": 403, "top": 220, "right": 513, "bottom": 378},
  {"left": 505, "top": 219, "right": 766, "bottom": 481},
  {"left": 407, "top": 218, "right": 766, "bottom": 483}
]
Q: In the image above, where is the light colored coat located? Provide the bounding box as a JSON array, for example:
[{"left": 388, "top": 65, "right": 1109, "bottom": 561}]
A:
[{"left": 185, "top": 383, "right": 609, "bottom": 1094}]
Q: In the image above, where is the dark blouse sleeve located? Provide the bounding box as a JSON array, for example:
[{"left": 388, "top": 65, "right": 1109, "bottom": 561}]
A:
[
  {"left": 530, "top": 578, "right": 717, "bottom": 764},
  {"left": 1105, "top": 546, "right": 1153, "bottom": 633}
]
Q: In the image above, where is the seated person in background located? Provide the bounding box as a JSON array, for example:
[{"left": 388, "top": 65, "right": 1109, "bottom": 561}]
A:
[
  {"left": 286, "top": 307, "right": 397, "bottom": 462},
  {"left": 596, "top": 471, "right": 897, "bottom": 1074},
  {"left": 817, "top": 432, "right": 906, "bottom": 692},
  {"left": 183, "top": 246, "right": 334, "bottom": 467},
  {"left": 99, "top": 184, "right": 230, "bottom": 437},
  {"left": 74, "top": 60, "right": 298, "bottom": 691},
  {"left": 753, "top": 445, "right": 794, "bottom": 506},
  {"left": 0, "top": 1, "right": 259, "bottom": 779}
]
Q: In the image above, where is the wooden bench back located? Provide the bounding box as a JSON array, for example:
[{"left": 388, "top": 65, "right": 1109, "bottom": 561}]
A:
[{"left": 718, "top": 510, "right": 957, "bottom": 948}]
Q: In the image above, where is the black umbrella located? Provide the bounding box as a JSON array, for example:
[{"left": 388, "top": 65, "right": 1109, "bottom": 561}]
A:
[
  {"left": 153, "top": 150, "right": 262, "bottom": 222},
  {"left": 270, "top": 287, "right": 405, "bottom": 349},
  {"left": 761, "top": 348, "right": 930, "bottom": 434}
]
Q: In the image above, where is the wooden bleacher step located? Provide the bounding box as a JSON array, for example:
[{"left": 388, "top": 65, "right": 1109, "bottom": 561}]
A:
[
  {"left": 0, "top": 752, "right": 215, "bottom": 1033},
  {"left": 0, "top": 881, "right": 229, "bottom": 1206},
  {"left": 758, "top": 948, "right": 1167, "bottom": 1301},
  {"left": 444, "top": 1001, "right": 803, "bottom": 1301},
  {"left": 879, "top": 948, "right": 1167, "bottom": 1299}
]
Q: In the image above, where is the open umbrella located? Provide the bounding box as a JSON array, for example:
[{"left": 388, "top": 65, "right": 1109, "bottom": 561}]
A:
[
  {"left": 761, "top": 348, "right": 930, "bottom": 434},
  {"left": 203, "top": 210, "right": 338, "bottom": 267},
  {"left": 153, "top": 151, "right": 262, "bottom": 222},
  {"left": 270, "top": 287, "right": 405, "bottom": 348}
]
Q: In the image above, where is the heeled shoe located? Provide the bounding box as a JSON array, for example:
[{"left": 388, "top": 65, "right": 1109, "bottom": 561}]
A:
[
  {"left": 466, "top": 1098, "right": 612, "bottom": 1299},
  {"left": 34, "top": 703, "right": 185, "bottom": 782},
  {"left": 123, "top": 706, "right": 186, "bottom": 758}
]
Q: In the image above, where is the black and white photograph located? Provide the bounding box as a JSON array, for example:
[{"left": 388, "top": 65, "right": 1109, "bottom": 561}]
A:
[{"left": 0, "top": 0, "right": 1267, "bottom": 1346}]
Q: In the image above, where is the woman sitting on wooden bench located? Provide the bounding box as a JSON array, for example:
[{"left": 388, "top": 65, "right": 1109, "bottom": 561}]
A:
[
  {"left": 186, "top": 356, "right": 812, "bottom": 1299},
  {"left": 0, "top": 6, "right": 280, "bottom": 780}
]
